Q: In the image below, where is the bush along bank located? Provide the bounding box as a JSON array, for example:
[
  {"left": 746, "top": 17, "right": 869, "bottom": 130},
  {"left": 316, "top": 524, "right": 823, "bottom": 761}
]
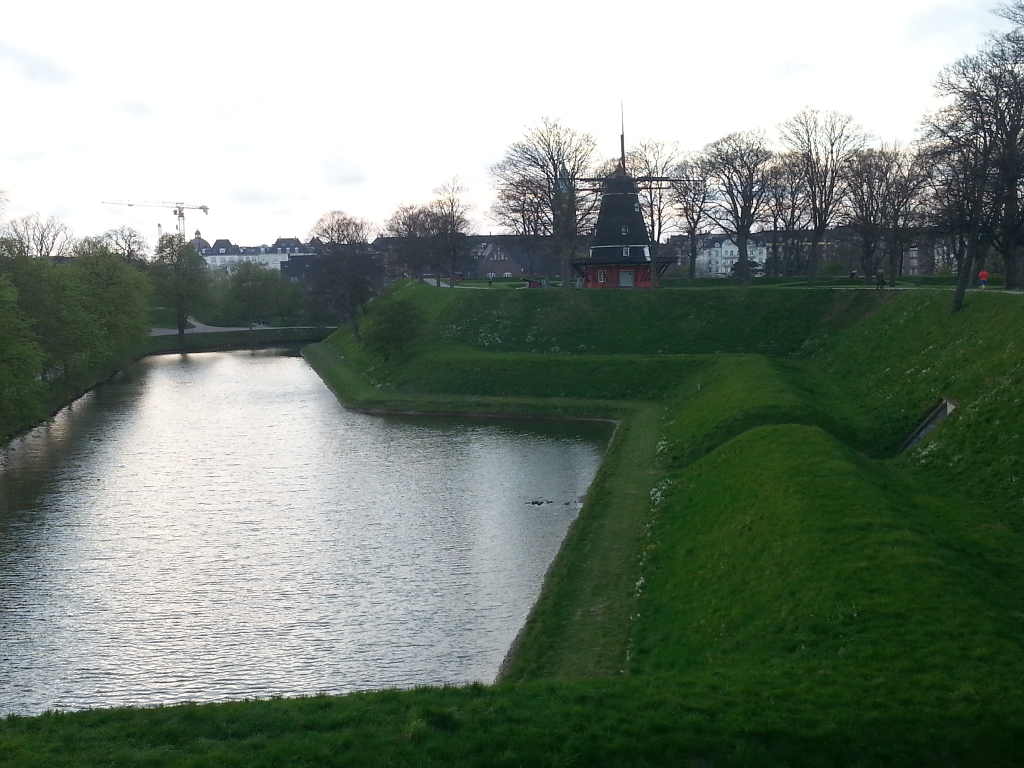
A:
[{"left": 4, "top": 282, "right": 1024, "bottom": 767}]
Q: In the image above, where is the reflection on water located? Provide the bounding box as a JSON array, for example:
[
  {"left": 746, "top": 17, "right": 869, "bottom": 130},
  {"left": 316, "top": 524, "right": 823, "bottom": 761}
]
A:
[{"left": 0, "top": 350, "right": 609, "bottom": 715}]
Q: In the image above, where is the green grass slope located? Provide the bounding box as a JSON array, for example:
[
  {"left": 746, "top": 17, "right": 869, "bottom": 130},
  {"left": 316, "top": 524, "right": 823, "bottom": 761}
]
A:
[
  {"left": 436, "top": 282, "right": 882, "bottom": 355},
  {"left": 634, "top": 424, "right": 1024, "bottom": 758},
  {"left": 5, "top": 284, "right": 1024, "bottom": 766},
  {"left": 812, "top": 290, "right": 1024, "bottom": 516}
]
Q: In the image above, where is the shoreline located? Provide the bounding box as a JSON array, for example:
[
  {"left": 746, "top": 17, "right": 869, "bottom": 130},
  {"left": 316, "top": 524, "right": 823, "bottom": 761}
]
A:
[{"left": 301, "top": 338, "right": 650, "bottom": 682}]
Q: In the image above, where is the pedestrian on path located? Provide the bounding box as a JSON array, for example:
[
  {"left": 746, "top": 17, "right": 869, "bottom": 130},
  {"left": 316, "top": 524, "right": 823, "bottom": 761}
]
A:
[
  {"left": 979, "top": 269, "right": 989, "bottom": 289},
  {"left": 876, "top": 270, "right": 885, "bottom": 289}
]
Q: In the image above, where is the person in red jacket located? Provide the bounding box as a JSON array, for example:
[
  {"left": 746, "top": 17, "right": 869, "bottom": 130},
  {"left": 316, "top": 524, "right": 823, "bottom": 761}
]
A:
[{"left": 979, "top": 269, "right": 989, "bottom": 289}]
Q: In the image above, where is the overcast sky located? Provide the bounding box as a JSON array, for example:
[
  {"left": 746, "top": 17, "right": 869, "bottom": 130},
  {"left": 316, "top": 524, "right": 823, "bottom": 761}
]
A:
[{"left": 0, "top": 0, "right": 1013, "bottom": 249}]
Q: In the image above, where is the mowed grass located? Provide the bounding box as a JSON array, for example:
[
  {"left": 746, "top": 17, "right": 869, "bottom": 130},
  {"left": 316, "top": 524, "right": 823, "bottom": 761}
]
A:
[
  {"left": 5, "top": 677, "right": 1020, "bottom": 768},
  {"left": 437, "top": 282, "right": 882, "bottom": 355},
  {"left": 812, "top": 289, "right": 1024, "bottom": 516},
  {"left": 5, "top": 283, "right": 1024, "bottom": 766},
  {"left": 636, "top": 424, "right": 1024, "bottom": 707}
]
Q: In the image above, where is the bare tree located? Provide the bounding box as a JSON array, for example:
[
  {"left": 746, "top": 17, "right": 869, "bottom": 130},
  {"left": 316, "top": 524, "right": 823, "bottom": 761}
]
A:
[
  {"left": 309, "top": 211, "right": 377, "bottom": 339},
  {"left": 4, "top": 213, "right": 73, "bottom": 259},
  {"left": 841, "top": 148, "right": 892, "bottom": 278},
  {"left": 929, "top": 140, "right": 999, "bottom": 313},
  {"left": 386, "top": 204, "right": 437, "bottom": 282},
  {"left": 922, "top": 30, "right": 1024, "bottom": 310},
  {"left": 779, "top": 109, "right": 867, "bottom": 284},
  {"left": 102, "top": 226, "right": 148, "bottom": 262},
  {"left": 669, "top": 154, "right": 711, "bottom": 280},
  {"left": 843, "top": 144, "right": 931, "bottom": 285},
  {"left": 627, "top": 139, "right": 681, "bottom": 252},
  {"left": 997, "top": 1, "right": 1024, "bottom": 25},
  {"left": 880, "top": 145, "right": 931, "bottom": 285},
  {"left": 490, "top": 118, "right": 599, "bottom": 285},
  {"left": 985, "top": 33, "right": 1024, "bottom": 289},
  {"left": 981, "top": 4, "right": 1024, "bottom": 289},
  {"left": 702, "top": 130, "right": 775, "bottom": 284},
  {"left": 429, "top": 178, "right": 472, "bottom": 288},
  {"left": 490, "top": 182, "right": 551, "bottom": 277},
  {"left": 311, "top": 210, "right": 373, "bottom": 246},
  {"left": 765, "top": 152, "right": 811, "bottom": 277}
]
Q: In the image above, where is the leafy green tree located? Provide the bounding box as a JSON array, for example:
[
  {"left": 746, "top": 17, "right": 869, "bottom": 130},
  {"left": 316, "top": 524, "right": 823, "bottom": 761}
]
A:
[
  {"left": 0, "top": 229, "right": 153, "bottom": 441},
  {"left": 0, "top": 273, "right": 43, "bottom": 440},
  {"left": 0, "top": 253, "right": 104, "bottom": 392},
  {"left": 362, "top": 295, "right": 427, "bottom": 361},
  {"left": 263, "top": 268, "right": 304, "bottom": 324},
  {"left": 71, "top": 238, "right": 152, "bottom": 364},
  {"left": 150, "top": 235, "right": 210, "bottom": 343},
  {"left": 228, "top": 260, "right": 277, "bottom": 331}
]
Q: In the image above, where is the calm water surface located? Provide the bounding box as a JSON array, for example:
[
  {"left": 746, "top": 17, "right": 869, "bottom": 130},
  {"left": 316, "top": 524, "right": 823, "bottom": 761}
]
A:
[{"left": 0, "top": 350, "right": 609, "bottom": 715}]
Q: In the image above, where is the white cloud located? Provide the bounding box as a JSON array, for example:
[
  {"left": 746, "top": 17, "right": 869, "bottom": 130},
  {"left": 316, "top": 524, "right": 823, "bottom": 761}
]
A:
[
  {"left": 322, "top": 158, "right": 366, "bottom": 186},
  {"left": 906, "top": 1, "right": 1010, "bottom": 45},
  {"left": 8, "top": 150, "right": 48, "bottom": 164},
  {"left": 230, "top": 189, "right": 283, "bottom": 206},
  {"left": 0, "top": 39, "right": 68, "bottom": 84},
  {"left": 120, "top": 101, "right": 154, "bottom": 118}
]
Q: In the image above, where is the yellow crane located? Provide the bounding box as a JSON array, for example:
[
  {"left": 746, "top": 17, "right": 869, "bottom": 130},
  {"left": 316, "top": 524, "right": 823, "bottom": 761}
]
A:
[{"left": 103, "top": 200, "right": 209, "bottom": 242}]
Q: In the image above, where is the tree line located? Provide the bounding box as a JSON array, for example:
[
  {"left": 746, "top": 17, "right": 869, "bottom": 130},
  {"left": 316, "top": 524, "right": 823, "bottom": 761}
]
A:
[
  {"left": 0, "top": 208, "right": 395, "bottom": 443},
  {"left": 0, "top": 226, "right": 152, "bottom": 442},
  {"left": 478, "top": 3, "right": 1024, "bottom": 312}
]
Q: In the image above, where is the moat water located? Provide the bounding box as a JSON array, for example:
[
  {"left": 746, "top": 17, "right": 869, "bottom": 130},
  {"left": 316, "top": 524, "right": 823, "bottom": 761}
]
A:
[{"left": 0, "top": 350, "right": 610, "bottom": 715}]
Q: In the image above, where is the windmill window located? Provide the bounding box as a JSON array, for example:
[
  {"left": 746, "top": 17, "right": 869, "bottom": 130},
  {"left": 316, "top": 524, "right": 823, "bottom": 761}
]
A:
[
  {"left": 621, "top": 226, "right": 628, "bottom": 235},
  {"left": 623, "top": 247, "right": 629, "bottom": 257},
  {"left": 598, "top": 269, "right": 607, "bottom": 283},
  {"left": 634, "top": 203, "right": 640, "bottom": 211}
]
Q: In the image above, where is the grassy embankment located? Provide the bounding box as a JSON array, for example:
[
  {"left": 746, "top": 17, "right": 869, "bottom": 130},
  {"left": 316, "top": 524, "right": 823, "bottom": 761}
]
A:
[{"left": 3, "top": 283, "right": 1023, "bottom": 766}]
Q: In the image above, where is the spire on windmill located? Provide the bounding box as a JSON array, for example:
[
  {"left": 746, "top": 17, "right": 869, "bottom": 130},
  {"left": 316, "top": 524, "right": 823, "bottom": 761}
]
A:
[{"left": 620, "top": 101, "right": 626, "bottom": 170}]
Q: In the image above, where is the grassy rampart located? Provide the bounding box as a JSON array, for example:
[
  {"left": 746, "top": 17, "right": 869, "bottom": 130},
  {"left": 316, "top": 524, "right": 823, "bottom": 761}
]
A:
[{"left": 4, "top": 283, "right": 1023, "bottom": 766}]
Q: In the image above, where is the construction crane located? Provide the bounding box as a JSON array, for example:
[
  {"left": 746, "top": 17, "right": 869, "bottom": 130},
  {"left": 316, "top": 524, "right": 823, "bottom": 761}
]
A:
[{"left": 103, "top": 200, "right": 209, "bottom": 241}]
